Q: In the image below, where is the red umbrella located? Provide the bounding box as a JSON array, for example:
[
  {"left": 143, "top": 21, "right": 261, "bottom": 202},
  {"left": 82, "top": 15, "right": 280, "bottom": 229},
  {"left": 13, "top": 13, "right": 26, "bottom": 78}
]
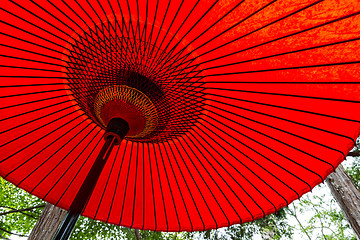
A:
[{"left": 1, "top": 0, "right": 360, "bottom": 237}]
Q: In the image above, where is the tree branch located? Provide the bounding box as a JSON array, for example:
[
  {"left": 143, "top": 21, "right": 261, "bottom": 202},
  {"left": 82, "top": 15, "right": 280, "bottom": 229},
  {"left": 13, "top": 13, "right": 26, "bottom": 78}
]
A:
[
  {"left": 0, "top": 204, "right": 45, "bottom": 217},
  {"left": 286, "top": 205, "right": 312, "bottom": 240},
  {"left": 0, "top": 226, "right": 28, "bottom": 238},
  {"left": 0, "top": 205, "right": 38, "bottom": 219},
  {"left": 348, "top": 150, "right": 360, "bottom": 157}
]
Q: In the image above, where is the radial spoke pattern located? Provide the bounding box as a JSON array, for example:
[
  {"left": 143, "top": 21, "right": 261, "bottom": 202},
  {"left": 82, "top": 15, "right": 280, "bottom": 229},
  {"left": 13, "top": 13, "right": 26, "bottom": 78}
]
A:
[{"left": 0, "top": 0, "right": 360, "bottom": 232}]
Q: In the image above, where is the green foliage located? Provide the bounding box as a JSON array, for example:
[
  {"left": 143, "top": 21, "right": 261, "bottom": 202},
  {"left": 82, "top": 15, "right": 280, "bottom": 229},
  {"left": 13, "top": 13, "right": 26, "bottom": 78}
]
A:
[
  {"left": 346, "top": 158, "right": 360, "bottom": 190},
  {"left": 286, "top": 190, "right": 355, "bottom": 240},
  {"left": 216, "top": 208, "right": 293, "bottom": 240},
  {"left": 0, "top": 177, "right": 43, "bottom": 238}
]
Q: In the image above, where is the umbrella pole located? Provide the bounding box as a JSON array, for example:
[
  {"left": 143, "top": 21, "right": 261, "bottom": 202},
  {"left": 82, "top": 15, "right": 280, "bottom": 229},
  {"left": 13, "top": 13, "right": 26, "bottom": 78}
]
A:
[{"left": 52, "top": 118, "right": 129, "bottom": 240}]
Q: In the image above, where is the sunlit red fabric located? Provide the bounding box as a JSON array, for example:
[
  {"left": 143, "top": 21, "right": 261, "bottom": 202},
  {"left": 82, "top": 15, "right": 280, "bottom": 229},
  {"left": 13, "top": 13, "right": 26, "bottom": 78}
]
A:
[{"left": 1, "top": 0, "right": 360, "bottom": 232}]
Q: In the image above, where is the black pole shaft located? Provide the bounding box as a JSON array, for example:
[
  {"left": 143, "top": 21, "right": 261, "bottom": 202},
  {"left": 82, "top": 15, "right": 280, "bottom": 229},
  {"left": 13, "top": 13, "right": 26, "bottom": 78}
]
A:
[
  {"left": 52, "top": 212, "right": 79, "bottom": 240},
  {"left": 52, "top": 118, "right": 129, "bottom": 240}
]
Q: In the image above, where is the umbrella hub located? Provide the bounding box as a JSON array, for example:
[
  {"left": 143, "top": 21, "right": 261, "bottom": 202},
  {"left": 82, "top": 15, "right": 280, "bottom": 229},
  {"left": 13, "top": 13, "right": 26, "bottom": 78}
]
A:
[{"left": 94, "top": 85, "right": 158, "bottom": 138}]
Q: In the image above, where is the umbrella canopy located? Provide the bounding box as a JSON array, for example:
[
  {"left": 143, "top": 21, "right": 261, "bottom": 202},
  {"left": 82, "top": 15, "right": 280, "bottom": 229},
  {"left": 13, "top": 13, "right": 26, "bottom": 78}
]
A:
[{"left": 1, "top": 0, "right": 360, "bottom": 232}]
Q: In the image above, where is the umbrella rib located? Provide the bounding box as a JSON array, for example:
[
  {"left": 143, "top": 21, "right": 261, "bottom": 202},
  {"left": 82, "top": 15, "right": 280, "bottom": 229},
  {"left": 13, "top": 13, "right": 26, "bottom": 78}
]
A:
[
  {"left": 141, "top": 0, "right": 159, "bottom": 74},
  {"left": 136, "top": 0, "right": 149, "bottom": 78},
  {"left": 14, "top": 0, "right": 114, "bottom": 59},
  {"left": 148, "top": 0, "right": 200, "bottom": 74},
  {"left": 0, "top": 104, "right": 78, "bottom": 139},
  {"left": 0, "top": 65, "right": 66, "bottom": 74},
  {"left": 166, "top": 9, "right": 360, "bottom": 75},
  {"left": 154, "top": 0, "right": 247, "bottom": 74},
  {"left": 206, "top": 107, "right": 337, "bottom": 171},
  {"left": 180, "top": 122, "right": 265, "bottom": 220},
  {"left": 12, "top": 120, "right": 92, "bottom": 188},
  {"left": 78, "top": 133, "right": 120, "bottom": 216},
  {"left": 30, "top": 125, "right": 98, "bottom": 196},
  {"left": 125, "top": 0, "right": 141, "bottom": 72},
  {"left": 152, "top": 0, "right": 219, "bottom": 72},
  {"left": 52, "top": 1, "right": 125, "bottom": 74},
  {"left": 171, "top": 138, "right": 219, "bottom": 230},
  {"left": 132, "top": 0, "right": 143, "bottom": 73},
  {"left": 191, "top": 126, "right": 298, "bottom": 205},
  {"left": 114, "top": 0, "right": 139, "bottom": 69},
  {"left": 54, "top": 133, "right": 103, "bottom": 206},
  {"left": 206, "top": 92, "right": 360, "bottom": 125},
  {"left": 195, "top": 119, "right": 312, "bottom": 193},
  {"left": 135, "top": 0, "right": 141, "bottom": 45},
  {"left": 169, "top": 37, "right": 360, "bottom": 75},
  {"left": 205, "top": 86, "right": 360, "bottom": 103},
  {"left": 141, "top": 142, "right": 146, "bottom": 229},
  {"left": 146, "top": 0, "right": 188, "bottom": 75},
  {"left": 161, "top": 142, "right": 192, "bottom": 231},
  {"left": 0, "top": 5, "right": 106, "bottom": 62},
  {"left": 126, "top": 0, "right": 142, "bottom": 70},
  {"left": 145, "top": 0, "right": 186, "bottom": 75},
  {"left": 0, "top": 111, "right": 86, "bottom": 164},
  {"left": 106, "top": 141, "right": 129, "bottom": 223},
  {"left": 124, "top": 0, "right": 138, "bottom": 59},
  {"left": 139, "top": 0, "right": 149, "bottom": 74},
  {"left": 166, "top": 0, "right": 322, "bottom": 69},
  {"left": 152, "top": 143, "right": 169, "bottom": 231},
  {"left": 145, "top": 143, "right": 157, "bottom": 230},
  {"left": 155, "top": 143, "right": 181, "bottom": 231},
  {"left": 203, "top": 96, "right": 354, "bottom": 144},
  {"left": 3, "top": 120, "right": 95, "bottom": 201},
  {"left": 178, "top": 135, "right": 235, "bottom": 226},
  {"left": 0, "top": 19, "right": 84, "bottom": 60},
  {"left": 104, "top": 0, "right": 123, "bottom": 78},
  {"left": 147, "top": 0, "right": 172, "bottom": 70},
  {"left": 0, "top": 88, "right": 67, "bottom": 99},
  {"left": 202, "top": 114, "right": 325, "bottom": 182},
  {"left": 184, "top": 132, "right": 247, "bottom": 223},
  {"left": 195, "top": 123, "right": 305, "bottom": 198},
  {"left": 207, "top": 102, "right": 346, "bottom": 157},
  {"left": 60, "top": 0, "right": 115, "bottom": 52},
  {"left": 93, "top": 144, "right": 121, "bottom": 220},
  {"left": 0, "top": 100, "right": 73, "bottom": 123},
  {"left": 0, "top": 83, "right": 67, "bottom": 88},
  {"left": 0, "top": 54, "right": 67, "bottom": 68},
  {"left": 170, "top": 0, "right": 348, "bottom": 72},
  {"left": 0, "top": 31, "right": 104, "bottom": 72},
  {"left": 154, "top": 71, "right": 204, "bottom": 108},
  {"left": 166, "top": 141, "right": 205, "bottom": 230},
  {"left": 0, "top": 93, "right": 73, "bottom": 111},
  {"left": 0, "top": 43, "right": 70, "bottom": 65},
  {"left": 0, "top": 32, "right": 64, "bottom": 55},
  {"left": 188, "top": 127, "right": 289, "bottom": 212},
  {"left": 181, "top": 126, "right": 276, "bottom": 215},
  {"left": 202, "top": 61, "right": 360, "bottom": 77},
  {"left": 119, "top": 143, "right": 135, "bottom": 226},
  {"left": 130, "top": 143, "right": 140, "bottom": 229}
]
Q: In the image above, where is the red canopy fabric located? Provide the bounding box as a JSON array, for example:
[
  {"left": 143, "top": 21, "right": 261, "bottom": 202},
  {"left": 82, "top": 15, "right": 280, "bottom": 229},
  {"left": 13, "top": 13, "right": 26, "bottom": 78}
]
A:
[{"left": 1, "top": 0, "right": 360, "bottom": 232}]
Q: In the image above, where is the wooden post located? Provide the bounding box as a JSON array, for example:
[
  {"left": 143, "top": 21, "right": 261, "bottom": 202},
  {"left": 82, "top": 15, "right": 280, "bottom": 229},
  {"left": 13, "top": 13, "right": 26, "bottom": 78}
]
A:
[
  {"left": 28, "top": 203, "right": 67, "bottom": 240},
  {"left": 326, "top": 164, "right": 360, "bottom": 240}
]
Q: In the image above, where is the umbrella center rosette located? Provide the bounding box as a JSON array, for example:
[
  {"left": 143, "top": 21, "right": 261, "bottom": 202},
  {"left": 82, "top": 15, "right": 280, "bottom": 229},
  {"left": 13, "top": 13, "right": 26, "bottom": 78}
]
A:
[
  {"left": 64, "top": 31, "right": 206, "bottom": 142},
  {"left": 94, "top": 85, "right": 158, "bottom": 138}
]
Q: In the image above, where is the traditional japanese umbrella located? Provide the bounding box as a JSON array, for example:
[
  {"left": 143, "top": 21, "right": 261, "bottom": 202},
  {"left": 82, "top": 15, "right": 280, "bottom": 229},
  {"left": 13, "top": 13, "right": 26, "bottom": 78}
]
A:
[{"left": 1, "top": 0, "right": 360, "bottom": 239}]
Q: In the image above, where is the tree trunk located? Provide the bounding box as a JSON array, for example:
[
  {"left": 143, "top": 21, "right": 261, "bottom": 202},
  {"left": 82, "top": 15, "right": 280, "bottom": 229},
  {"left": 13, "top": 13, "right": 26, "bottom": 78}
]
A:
[
  {"left": 326, "top": 164, "right": 360, "bottom": 240},
  {"left": 28, "top": 203, "right": 67, "bottom": 240},
  {"left": 135, "top": 229, "right": 142, "bottom": 240}
]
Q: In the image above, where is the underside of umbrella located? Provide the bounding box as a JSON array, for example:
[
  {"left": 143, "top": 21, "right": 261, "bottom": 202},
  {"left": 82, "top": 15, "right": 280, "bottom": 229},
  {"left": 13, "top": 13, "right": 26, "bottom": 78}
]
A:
[{"left": 0, "top": 0, "right": 360, "bottom": 232}]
